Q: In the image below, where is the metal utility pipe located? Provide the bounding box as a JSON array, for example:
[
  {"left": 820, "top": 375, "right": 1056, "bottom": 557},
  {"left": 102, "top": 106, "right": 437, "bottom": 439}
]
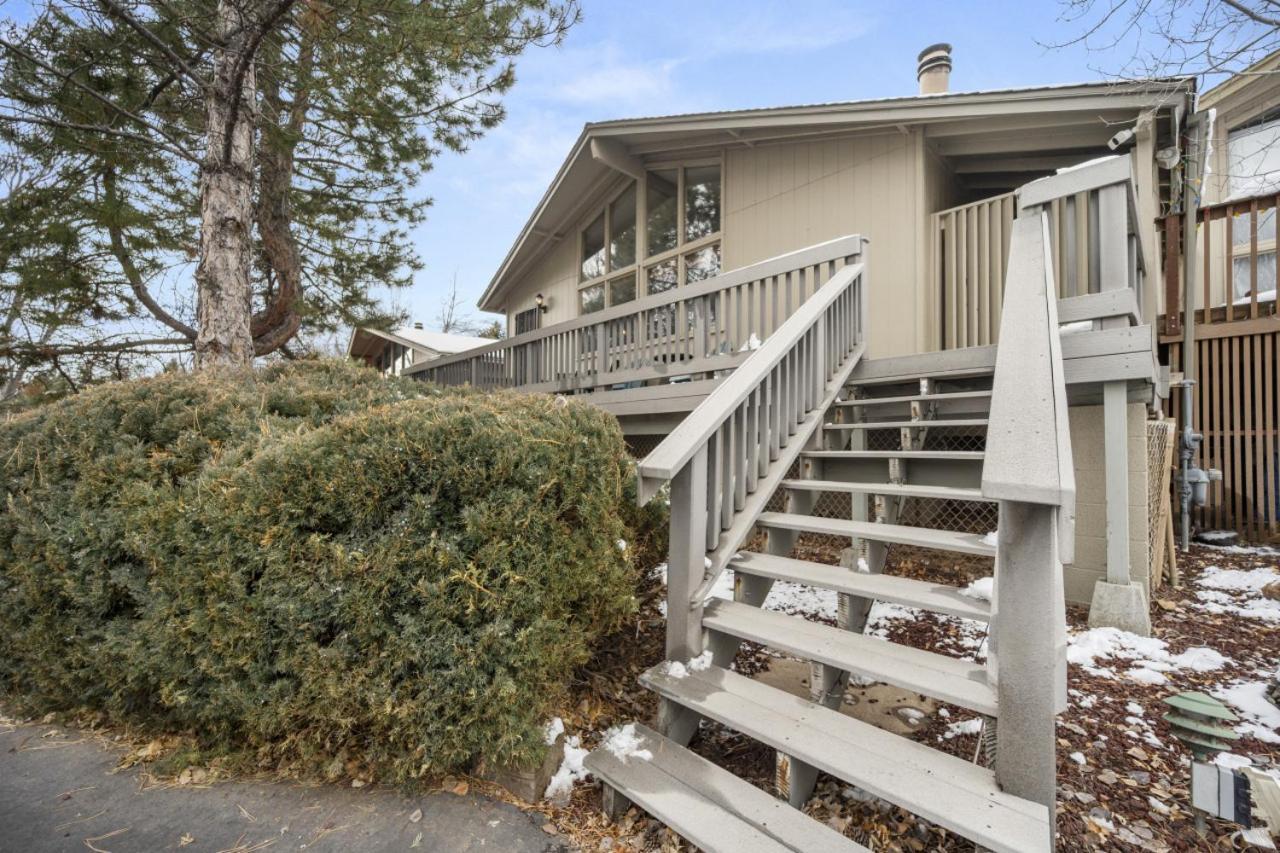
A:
[{"left": 1179, "top": 110, "right": 1208, "bottom": 551}]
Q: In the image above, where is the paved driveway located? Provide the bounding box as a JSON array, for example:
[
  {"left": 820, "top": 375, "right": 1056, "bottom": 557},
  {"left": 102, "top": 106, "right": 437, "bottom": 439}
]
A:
[{"left": 0, "top": 720, "right": 564, "bottom": 853}]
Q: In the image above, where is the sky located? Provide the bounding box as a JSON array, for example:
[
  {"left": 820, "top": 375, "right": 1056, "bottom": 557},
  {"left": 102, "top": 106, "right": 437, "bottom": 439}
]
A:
[{"left": 397, "top": 0, "right": 1132, "bottom": 331}]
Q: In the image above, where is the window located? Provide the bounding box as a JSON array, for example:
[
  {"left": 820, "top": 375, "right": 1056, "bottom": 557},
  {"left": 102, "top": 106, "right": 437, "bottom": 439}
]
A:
[
  {"left": 646, "top": 169, "right": 678, "bottom": 257},
  {"left": 684, "top": 165, "right": 721, "bottom": 242},
  {"left": 1227, "top": 113, "right": 1279, "bottom": 300},
  {"left": 514, "top": 306, "right": 540, "bottom": 336},
  {"left": 580, "top": 284, "right": 605, "bottom": 314},
  {"left": 580, "top": 213, "right": 605, "bottom": 281},
  {"left": 609, "top": 273, "right": 636, "bottom": 305},
  {"left": 609, "top": 184, "right": 637, "bottom": 270},
  {"left": 576, "top": 163, "right": 723, "bottom": 316}
]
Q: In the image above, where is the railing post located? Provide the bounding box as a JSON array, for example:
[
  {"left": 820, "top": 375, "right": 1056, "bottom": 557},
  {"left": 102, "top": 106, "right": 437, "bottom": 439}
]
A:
[
  {"left": 658, "top": 445, "right": 708, "bottom": 746},
  {"left": 470, "top": 358, "right": 479, "bottom": 387},
  {"left": 991, "top": 501, "right": 1066, "bottom": 849}
]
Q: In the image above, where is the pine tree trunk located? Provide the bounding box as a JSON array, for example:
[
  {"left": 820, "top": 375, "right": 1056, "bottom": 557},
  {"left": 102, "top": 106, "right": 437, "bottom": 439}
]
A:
[{"left": 194, "top": 0, "right": 258, "bottom": 369}]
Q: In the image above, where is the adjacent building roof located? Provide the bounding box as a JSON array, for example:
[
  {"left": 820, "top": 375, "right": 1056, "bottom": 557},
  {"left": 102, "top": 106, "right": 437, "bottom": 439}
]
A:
[
  {"left": 347, "top": 326, "right": 495, "bottom": 361},
  {"left": 477, "top": 77, "right": 1194, "bottom": 314}
]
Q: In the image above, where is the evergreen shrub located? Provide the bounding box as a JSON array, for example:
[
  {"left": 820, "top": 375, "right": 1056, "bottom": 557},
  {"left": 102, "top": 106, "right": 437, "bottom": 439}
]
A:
[{"left": 0, "top": 361, "right": 645, "bottom": 779}]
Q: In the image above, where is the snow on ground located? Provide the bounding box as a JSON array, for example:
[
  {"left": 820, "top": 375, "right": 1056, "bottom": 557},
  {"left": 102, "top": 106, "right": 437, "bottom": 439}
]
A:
[
  {"left": 1066, "top": 626, "right": 1230, "bottom": 685},
  {"left": 865, "top": 600, "right": 989, "bottom": 661},
  {"left": 544, "top": 734, "right": 590, "bottom": 803},
  {"left": 1192, "top": 564, "right": 1280, "bottom": 622},
  {"left": 764, "top": 579, "right": 838, "bottom": 620},
  {"left": 1214, "top": 680, "right": 1280, "bottom": 745}
]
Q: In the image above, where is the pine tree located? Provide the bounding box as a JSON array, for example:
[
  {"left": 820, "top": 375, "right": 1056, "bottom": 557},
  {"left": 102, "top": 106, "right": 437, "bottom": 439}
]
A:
[{"left": 0, "top": 0, "right": 577, "bottom": 370}]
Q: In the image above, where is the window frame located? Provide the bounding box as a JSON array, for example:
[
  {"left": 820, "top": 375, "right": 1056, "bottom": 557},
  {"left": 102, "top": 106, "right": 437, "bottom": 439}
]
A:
[{"left": 576, "top": 157, "right": 723, "bottom": 316}]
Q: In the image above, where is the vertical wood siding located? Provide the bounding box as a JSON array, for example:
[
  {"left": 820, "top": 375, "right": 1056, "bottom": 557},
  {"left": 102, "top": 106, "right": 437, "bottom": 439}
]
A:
[{"left": 1167, "top": 330, "right": 1280, "bottom": 540}]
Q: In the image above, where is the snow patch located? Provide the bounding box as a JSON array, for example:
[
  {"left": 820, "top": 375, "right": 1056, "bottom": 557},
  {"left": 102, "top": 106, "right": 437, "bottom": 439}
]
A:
[
  {"left": 764, "top": 580, "right": 838, "bottom": 620},
  {"left": 688, "top": 650, "right": 713, "bottom": 673},
  {"left": 981, "top": 530, "right": 999, "bottom": 548},
  {"left": 1067, "top": 626, "right": 1230, "bottom": 684},
  {"left": 1193, "top": 565, "right": 1280, "bottom": 622},
  {"left": 943, "top": 718, "right": 983, "bottom": 740},
  {"left": 601, "top": 723, "right": 653, "bottom": 763},
  {"left": 960, "top": 577, "right": 993, "bottom": 602},
  {"left": 1214, "top": 681, "right": 1280, "bottom": 744},
  {"left": 543, "top": 717, "right": 565, "bottom": 746},
  {"left": 544, "top": 735, "right": 590, "bottom": 802}
]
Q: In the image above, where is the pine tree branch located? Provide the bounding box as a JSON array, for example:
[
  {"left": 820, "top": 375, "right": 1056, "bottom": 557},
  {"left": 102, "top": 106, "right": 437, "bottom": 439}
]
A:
[
  {"left": 0, "top": 37, "right": 201, "bottom": 163},
  {"left": 92, "top": 0, "right": 211, "bottom": 91}
]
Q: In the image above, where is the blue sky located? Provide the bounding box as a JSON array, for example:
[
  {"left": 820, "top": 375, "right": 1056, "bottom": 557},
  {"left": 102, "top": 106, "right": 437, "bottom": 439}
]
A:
[{"left": 400, "top": 0, "right": 1125, "bottom": 330}]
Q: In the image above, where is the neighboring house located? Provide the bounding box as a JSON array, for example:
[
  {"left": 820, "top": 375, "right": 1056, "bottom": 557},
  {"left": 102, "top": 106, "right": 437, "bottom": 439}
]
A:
[
  {"left": 347, "top": 324, "right": 494, "bottom": 376},
  {"left": 1158, "top": 49, "right": 1280, "bottom": 542},
  {"left": 399, "top": 45, "right": 1236, "bottom": 851}
]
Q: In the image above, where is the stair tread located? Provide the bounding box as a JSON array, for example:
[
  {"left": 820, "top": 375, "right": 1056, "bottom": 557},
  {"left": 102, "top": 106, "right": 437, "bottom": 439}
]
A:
[
  {"left": 780, "top": 479, "right": 994, "bottom": 502},
  {"left": 834, "top": 390, "right": 993, "bottom": 407},
  {"left": 730, "top": 551, "right": 991, "bottom": 622},
  {"left": 640, "top": 664, "right": 1049, "bottom": 853},
  {"left": 847, "top": 368, "right": 994, "bottom": 387},
  {"left": 756, "top": 512, "right": 996, "bottom": 557},
  {"left": 584, "top": 723, "right": 865, "bottom": 853},
  {"left": 827, "top": 419, "right": 989, "bottom": 430},
  {"left": 703, "top": 598, "right": 997, "bottom": 716},
  {"left": 801, "top": 449, "right": 985, "bottom": 460}
]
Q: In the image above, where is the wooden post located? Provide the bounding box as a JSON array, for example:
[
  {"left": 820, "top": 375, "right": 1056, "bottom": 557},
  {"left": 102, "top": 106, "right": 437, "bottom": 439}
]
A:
[
  {"left": 658, "top": 446, "right": 707, "bottom": 746},
  {"left": 1163, "top": 214, "right": 1182, "bottom": 336},
  {"left": 1103, "top": 380, "right": 1131, "bottom": 585},
  {"left": 992, "top": 501, "right": 1064, "bottom": 850}
]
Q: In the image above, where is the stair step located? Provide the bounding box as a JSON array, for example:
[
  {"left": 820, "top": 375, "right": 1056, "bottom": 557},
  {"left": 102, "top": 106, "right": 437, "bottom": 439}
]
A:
[
  {"left": 730, "top": 552, "right": 991, "bottom": 622},
  {"left": 584, "top": 723, "right": 865, "bottom": 853},
  {"left": 756, "top": 512, "right": 996, "bottom": 557},
  {"left": 847, "top": 368, "right": 994, "bottom": 387},
  {"left": 640, "top": 664, "right": 1049, "bottom": 853},
  {"left": 702, "top": 598, "right": 997, "bottom": 716},
  {"left": 834, "top": 390, "right": 993, "bottom": 407},
  {"left": 801, "top": 449, "right": 984, "bottom": 461},
  {"left": 826, "top": 419, "right": 989, "bottom": 430},
  {"left": 781, "top": 479, "right": 994, "bottom": 502}
]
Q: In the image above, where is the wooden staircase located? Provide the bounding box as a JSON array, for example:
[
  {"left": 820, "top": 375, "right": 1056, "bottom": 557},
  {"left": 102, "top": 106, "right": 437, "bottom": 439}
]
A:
[
  {"left": 580, "top": 163, "right": 1121, "bottom": 850},
  {"left": 586, "top": 366, "right": 1054, "bottom": 852}
]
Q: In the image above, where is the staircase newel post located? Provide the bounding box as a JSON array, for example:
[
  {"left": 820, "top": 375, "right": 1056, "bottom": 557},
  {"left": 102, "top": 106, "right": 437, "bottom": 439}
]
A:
[
  {"left": 658, "top": 445, "right": 708, "bottom": 746},
  {"left": 991, "top": 500, "right": 1066, "bottom": 851}
]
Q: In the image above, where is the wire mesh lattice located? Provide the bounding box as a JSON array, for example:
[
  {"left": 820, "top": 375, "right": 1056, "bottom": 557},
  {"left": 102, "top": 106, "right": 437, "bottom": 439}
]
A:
[{"left": 1146, "top": 419, "right": 1176, "bottom": 585}]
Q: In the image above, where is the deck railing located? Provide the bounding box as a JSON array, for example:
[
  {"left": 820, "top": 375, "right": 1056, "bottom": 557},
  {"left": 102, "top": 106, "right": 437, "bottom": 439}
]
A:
[
  {"left": 934, "top": 156, "right": 1149, "bottom": 348},
  {"left": 1160, "top": 190, "right": 1278, "bottom": 334},
  {"left": 632, "top": 238, "right": 867, "bottom": 668},
  {"left": 409, "top": 235, "right": 867, "bottom": 394}
]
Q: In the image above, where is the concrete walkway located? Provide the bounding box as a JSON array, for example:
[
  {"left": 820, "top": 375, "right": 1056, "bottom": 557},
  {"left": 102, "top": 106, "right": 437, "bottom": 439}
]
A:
[{"left": 0, "top": 720, "right": 564, "bottom": 853}]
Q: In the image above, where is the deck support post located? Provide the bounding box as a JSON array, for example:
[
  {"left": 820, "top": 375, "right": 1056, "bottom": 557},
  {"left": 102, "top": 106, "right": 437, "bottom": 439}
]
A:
[
  {"left": 991, "top": 501, "right": 1065, "bottom": 852},
  {"left": 659, "top": 446, "right": 708, "bottom": 746},
  {"left": 1088, "top": 379, "right": 1152, "bottom": 634}
]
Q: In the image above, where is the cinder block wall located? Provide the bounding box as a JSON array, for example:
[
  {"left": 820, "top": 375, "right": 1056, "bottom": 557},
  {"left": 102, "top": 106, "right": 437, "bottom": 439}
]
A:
[{"left": 1064, "top": 402, "right": 1151, "bottom": 606}]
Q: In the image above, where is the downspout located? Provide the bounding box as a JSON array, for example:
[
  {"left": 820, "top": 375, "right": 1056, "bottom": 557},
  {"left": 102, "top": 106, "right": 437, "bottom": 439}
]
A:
[{"left": 1177, "top": 108, "right": 1215, "bottom": 550}]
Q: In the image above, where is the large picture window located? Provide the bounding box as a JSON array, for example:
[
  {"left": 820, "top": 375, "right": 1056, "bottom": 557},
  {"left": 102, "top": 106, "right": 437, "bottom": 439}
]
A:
[{"left": 577, "top": 162, "right": 722, "bottom": 316}]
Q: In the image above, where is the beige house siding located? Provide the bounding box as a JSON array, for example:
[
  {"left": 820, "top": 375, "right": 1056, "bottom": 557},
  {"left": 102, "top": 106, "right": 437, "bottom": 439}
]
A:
[
  {"left": 1063, "top": 402, "right": 1151, "bottom": 606},
  {"left": 722, "top": 131, "right": 924, "bottom": 358},
  {"left": 504, "top": 234, "right": 579, "bottom": 331}
]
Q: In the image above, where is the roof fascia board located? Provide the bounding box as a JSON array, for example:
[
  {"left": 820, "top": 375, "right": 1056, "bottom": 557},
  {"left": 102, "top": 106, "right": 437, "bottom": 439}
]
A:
[{"left": 587, "top": 85, "right": 1191, "bottom": 139}]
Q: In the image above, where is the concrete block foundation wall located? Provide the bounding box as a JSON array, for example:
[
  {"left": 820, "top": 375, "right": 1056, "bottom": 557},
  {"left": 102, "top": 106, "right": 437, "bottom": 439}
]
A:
[{"left": 1063, "top": 402, "right": 1151, "bottom": 607}]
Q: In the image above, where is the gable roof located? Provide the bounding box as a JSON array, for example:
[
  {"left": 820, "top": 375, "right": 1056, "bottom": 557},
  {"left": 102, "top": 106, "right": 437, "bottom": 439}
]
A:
[
  {"left": 477, "top": 77, "right": 1194, "bottom": 313},
  {"left": 347, "top": 326, "right": 494, "bottom": 360}
]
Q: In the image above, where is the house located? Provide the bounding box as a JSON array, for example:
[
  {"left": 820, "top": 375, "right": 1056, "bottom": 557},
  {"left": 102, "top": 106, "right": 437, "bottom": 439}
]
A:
[
  {"left": 402, "top": 46, "right": 1212, "bottom": 850},
  {"left": 1159, "top": 50, "right": 1279, "bottom": 542},
  {"left": 346, "top": 324, "right": 495, "bottom": 376}
]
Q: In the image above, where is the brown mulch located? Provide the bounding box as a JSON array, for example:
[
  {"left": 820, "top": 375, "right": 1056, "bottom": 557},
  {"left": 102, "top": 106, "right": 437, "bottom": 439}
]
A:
[{"left": 545, "top": 539, "right": 1280, "bottom": 851}]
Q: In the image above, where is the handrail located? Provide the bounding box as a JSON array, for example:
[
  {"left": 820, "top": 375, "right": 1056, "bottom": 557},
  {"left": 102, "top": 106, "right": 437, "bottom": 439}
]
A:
[
  {"left": 409, "top": 234, "right": 867, "bottom": 392},
  {"left": 979, "top": 201, "right": 1073, "bottom": 826},
  {"left": 981, "top": 215, "right": 1076, "bottom": 512},
  {"left": 643, "top": 237, "right": 867, "bottom": 661},
  {"left": 637, "top": 260, "right": 865, "bottom": 495}
]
